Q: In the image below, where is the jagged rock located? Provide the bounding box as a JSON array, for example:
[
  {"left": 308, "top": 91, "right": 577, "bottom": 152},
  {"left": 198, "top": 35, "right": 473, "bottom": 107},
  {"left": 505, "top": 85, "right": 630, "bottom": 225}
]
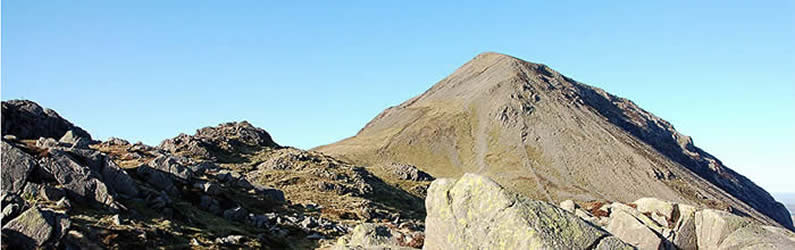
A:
[
  {"left": 1, "top": 141, "right": 37, "bottom": 195},
  {"left": 423, "top": 173, "right": 632, "bottom": 249},
  {"left": 1, "top": 207, "right": 70, "bottom": 250},
  {"left": 39, "top": 150, "right": 117, "bottom": 208},
  {"left": 136, "top": 164, "right": 179, "bottom": 195},
  {"left": 389, "top": 163, "right": 434, "bottom": 181},
  {"left": 59, "top": 130, "right": 90, "bottom": 149},
  {"left": 1, "top": 100, "right": 91, "bottom": 141},
  {"left": 148, "top": 155, "right": 193, "bottom": 183},
  {"left": 159, "top": 121, "right": 278, "bottom": 160},
  {"left": 100, "top": 157, "right": 139, "bottom": 197},
  {"left": 606, "top": 209, "right": 666, "bottom": 249}
]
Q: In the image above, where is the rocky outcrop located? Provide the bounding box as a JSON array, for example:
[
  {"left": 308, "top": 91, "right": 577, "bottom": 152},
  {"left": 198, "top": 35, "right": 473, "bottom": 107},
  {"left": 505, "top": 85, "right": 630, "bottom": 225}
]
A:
[
  {"left": 39, "top": 149, "right": 118, "bottom": 208},
  {"left": 1, "top": 100, "right": 91, "bottom": 141},
  {"left": 423, "top": 173, "right": 633, "bottom": 249},
  {"left": 159, "top": 121, "right": 279, "bottom": 161},
  {"left": 1, "top": 141, "right": 37, "bottom": 195}
]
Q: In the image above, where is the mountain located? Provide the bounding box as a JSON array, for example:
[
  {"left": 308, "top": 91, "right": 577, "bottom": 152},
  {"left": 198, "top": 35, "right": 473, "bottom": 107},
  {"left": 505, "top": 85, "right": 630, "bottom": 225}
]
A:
[{"left": 315, "top": 52, "right": 793, "bottom": 230}]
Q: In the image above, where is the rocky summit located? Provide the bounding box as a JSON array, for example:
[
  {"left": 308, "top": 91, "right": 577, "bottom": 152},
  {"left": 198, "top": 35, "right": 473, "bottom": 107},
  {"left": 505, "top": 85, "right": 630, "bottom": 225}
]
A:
[
  {"left": 1, "top": 52, "right": 794, "bottom": 249},
  {"left": 316, "top": 52, "right": 793, "bottom": 231}
]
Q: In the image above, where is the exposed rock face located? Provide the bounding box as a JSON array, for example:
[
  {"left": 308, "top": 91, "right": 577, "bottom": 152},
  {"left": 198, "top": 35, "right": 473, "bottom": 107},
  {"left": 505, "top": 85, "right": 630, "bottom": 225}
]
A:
[
  {"left": 423, "top": 173, "right": 633, "bottom": 249},
  {"left": 1, "top": 100, "right": 91, "bottom": 141},
  {"left": 1, "top": 141, "right": 37, "bottom": 195},
  {"left": 39, "top": 149, "right": 118, "bottom": 208},
  {"left": 317, "top": 52, "right": 793, "bottom": 230},
  {"left": 159, "top": 121, "right": 279, "bottom": 161}
]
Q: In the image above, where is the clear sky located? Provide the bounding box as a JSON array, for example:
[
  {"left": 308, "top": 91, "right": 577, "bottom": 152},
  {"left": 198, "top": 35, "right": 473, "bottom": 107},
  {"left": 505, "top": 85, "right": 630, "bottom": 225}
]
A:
[{"left": 3, "top": 1, "right": 794, "bottom": 192}]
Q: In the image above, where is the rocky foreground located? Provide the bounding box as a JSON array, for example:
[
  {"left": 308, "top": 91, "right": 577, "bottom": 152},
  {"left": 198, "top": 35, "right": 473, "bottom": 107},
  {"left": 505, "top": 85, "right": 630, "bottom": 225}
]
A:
[
  {"left": 2, "top": 99, "right": 793, "bottom": 249},
  {"left": 1, "top": 100, "right": 428, "bottom": 249}
]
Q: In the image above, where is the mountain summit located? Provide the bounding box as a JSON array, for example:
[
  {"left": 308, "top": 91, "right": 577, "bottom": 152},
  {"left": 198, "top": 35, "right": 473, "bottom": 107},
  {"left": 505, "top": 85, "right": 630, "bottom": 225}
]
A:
[{"left": 316, "top": 52, "right": 793, "bottom": 230}]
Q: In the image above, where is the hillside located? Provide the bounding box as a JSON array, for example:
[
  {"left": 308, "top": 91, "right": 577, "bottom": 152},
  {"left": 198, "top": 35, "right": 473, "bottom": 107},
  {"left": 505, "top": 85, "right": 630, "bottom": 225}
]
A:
[{"left": 315, "top": 52, "right": 793, "bottom": 230}]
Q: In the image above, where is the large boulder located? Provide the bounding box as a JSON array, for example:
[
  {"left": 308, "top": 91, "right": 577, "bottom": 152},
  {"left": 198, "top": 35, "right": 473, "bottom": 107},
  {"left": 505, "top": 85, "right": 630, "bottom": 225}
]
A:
[
  {"left": 605, "top": 210, "right": 667, "bottom": 249},
  {"left": 1, "top": 207, "right": 70, "bottom": 250},
  {"left": 1, "top": 100, "right": 91, "bottom": 141},
  {"left": 423, "top": 173, "right": 633, "bottom": 249},
  {"left": 39, "top": 150, "right": 117, "bottom": 208},
  {"left": 1, "top": 141, "right": 37, "bottom": 195},
  {"left": 695, "top": 209, "right": 795, "bottom": 249},
  {"left": 147, "top": 155, "right": 193, "bottom": 183}
]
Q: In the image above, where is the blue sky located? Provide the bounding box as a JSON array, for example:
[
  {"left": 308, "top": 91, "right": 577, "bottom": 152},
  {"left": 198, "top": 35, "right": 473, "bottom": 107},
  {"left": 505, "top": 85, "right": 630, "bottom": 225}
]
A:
[{"left": 3, "top": 1, "right": 793, "bottom": 192}]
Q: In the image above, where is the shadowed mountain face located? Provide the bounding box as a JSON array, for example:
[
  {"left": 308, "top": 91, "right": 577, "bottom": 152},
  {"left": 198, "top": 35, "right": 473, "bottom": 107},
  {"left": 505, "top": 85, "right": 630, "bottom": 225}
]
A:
[{"left": 316, "top": 52, "right": 793, "bottom": 230}]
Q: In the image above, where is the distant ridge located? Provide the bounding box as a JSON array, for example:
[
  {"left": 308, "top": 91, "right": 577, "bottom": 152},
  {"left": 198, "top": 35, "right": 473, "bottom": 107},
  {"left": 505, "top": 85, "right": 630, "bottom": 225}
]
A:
[{"left": 316, "top": 52, "right": 794, "bottom": 230}]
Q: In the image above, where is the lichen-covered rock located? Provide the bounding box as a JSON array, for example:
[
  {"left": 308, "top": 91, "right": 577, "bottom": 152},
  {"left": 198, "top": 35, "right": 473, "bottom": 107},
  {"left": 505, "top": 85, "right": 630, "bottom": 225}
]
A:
[
  {"left": 423, "top": 173, "right": 632, "bottom": 250},
  {"left": 1, "top": 141, "right": 37, "bottom": 195},
  {"left": 1, "top": 207, "right": 70, "bottom": 250}
]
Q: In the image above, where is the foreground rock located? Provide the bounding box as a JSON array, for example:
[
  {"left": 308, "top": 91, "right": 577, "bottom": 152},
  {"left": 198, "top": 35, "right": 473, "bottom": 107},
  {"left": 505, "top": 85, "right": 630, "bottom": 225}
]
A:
[
  {"left": 423, "top": 173, "right": 632, "bottom": 249},
  {"left": 1, "top": 141, "right": 37, "bottom": 195},
  {"left": 563, "top": 197, "right": 795, "bottom": 250}
]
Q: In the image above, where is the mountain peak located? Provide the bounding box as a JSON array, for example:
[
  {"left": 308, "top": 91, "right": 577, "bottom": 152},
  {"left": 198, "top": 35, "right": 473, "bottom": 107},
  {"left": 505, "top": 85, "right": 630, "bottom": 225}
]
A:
[{"left": 317, "top": 53, "right": 795, "bottom": 230}]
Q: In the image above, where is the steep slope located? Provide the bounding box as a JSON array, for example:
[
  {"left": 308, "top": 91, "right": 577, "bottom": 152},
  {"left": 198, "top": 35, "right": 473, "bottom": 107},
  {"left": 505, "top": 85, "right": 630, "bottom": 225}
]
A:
[{"left": 315, "top": 52, "right": 793, "bottom": 230}]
